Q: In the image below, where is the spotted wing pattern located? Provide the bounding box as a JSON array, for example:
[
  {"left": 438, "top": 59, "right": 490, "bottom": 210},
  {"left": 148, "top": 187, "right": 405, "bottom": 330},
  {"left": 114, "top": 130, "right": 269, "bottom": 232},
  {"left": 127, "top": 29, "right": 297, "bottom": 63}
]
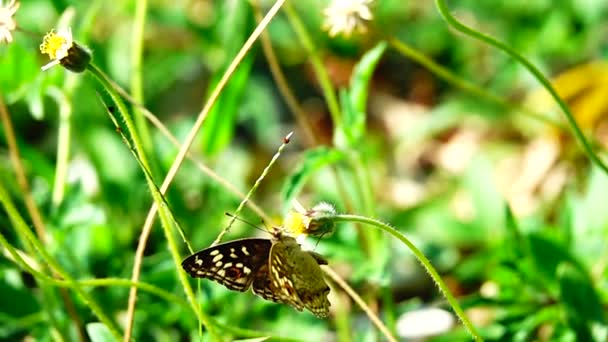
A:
[
  {"left": 182, "top": 231, "right": 331, "bottom": 318},
  {"left": 181, "top": 238, "right": 271, "bottom": 292},
  {"left": 264, "top": 234, "right": 331, "bottom": 318}
]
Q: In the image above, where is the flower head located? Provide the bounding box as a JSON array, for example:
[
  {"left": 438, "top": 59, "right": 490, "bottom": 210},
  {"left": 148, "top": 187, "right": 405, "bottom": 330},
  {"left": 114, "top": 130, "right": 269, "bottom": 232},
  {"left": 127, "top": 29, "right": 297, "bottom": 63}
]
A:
[
  {"left": 283, "top": 201, "right": 337, "bottom": 237},
  {"left": 0, "top": 0, "right": 19, "bottom": 44},
  {"left": 323, "top": 0, "right": 374, "bottom": 38},
  {"left": 40, "top": 27, "right": 91, "bottom": 72}
]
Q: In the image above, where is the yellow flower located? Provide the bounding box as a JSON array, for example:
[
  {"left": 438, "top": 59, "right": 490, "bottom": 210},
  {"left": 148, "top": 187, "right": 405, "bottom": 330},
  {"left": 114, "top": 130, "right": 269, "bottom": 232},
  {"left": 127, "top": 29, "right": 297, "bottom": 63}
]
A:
[
  {"left": 40, "top": 27, "right": 91, "bottom": 73},
  {"left": 323, "top": 0, "right": 374, "bottom": 37},
  {"left": 0, "top": 0, "right": 19, "bottom": 44},
  {"left": 283, "top": 201, "right": 336, "bottom": 237}
]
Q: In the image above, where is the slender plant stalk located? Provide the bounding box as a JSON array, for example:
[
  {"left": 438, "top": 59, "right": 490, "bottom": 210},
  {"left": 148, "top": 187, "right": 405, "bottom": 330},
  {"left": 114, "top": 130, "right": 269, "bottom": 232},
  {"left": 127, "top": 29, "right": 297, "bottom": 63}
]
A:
[
  {"left": 0, "top": 96, "right": 48, "bottom": 244},
  {"left": 213, "top": 132, "right": 293, "bottom": 245},
  {"left": 252, "top": 1, "right": 317, "bottom": 147},
  {"left": 130, "top": 0, "right": 156, "bottom": 176},
  {"left": 48, "top": 79, "right": 75, "bottom": 206},
  {"left": 331, "top": 214, "right": 482, "bottom": 340},
  {"left": 0, "top": 96, "right": 85, "bottom": 341},
  {"left": 323, "top": 266, "right": 398, "bottom": 342},
  {"left": 103, "top": 77, "right": 272, "bottom": 222},
  {"left": 252, "top": 0, "right": 357, "bottom": 223},
  {"left": 282, "top": 2, "right": 378, "bottom": 256},
  {"left": 282, "top": 2, "right": 343, "bottom": 126},
  {"left": 123, "top": 0, "right": 287, "bottom": 338},
  {"left": 434, "top": 0, "right": 608, "bottom": 175},
  {"left": 88, "top": 64, "right": 220, "bottom": 339},
  {"left": 0, "top": 312, "right": 46, "bottom": 337},
  {"left": 388, "top": 38, "right": 563, "bottom": 128},
  {"left": 0, "top": 180, "right": 122, "bottom": 339},
  {"left": 0, "top": 231, "right": 191, "bottom": 311},
  {"left": 87, "top": 64, "right": 153, "bottom": 172}
]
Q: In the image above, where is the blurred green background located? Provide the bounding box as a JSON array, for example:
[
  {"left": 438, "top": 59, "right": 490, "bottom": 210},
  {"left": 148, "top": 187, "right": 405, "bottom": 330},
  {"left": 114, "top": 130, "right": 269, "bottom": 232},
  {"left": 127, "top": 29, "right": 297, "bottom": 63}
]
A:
[{"left": 1, "top": 0, "right": 607, "bottom": 341}]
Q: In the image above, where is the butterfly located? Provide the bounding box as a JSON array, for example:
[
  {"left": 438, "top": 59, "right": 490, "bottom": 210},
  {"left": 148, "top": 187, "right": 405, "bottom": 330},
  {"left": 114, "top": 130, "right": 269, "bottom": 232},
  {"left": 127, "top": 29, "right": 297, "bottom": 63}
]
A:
[{"left": 181, "top": 228, "right": 331, "bottom": 318}]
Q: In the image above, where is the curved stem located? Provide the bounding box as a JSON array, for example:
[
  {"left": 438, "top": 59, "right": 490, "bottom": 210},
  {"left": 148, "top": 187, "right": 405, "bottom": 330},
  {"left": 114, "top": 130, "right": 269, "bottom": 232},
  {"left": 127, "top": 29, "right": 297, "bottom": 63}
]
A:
[
  {"left": 434, "top": 0, "right": 608, "bottom": 175},
  {"left": 0, "top": 231, "right": 191, "bottom": 311},
  {"left": 331, "top": 214, "right": 482, "bottom": 341},
  {"left": 388, "top": 38, "right": 564, "bottom": 128}
]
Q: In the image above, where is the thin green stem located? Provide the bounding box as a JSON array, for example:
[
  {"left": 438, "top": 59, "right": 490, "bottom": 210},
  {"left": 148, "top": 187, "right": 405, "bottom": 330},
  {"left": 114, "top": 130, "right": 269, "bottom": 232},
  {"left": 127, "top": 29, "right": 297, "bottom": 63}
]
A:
[
  {"left": 4, "top": 253, "right": 190, "bottom": 313},
  {"left": 0, "top": 231, "right": 192, "bottom": 316},
  {"left": 213, "top": 132, "right": 293, "bottom": 245},
  {"left": 87, "top": 64, "right": 154, "bottom": 174},
  {"left": 88, "top": 65, "right": 219, "bottom": 339},
  {"left": 434, "top": 0, "right": 608, "bottom": 175},
  {"left": 331, "top": 214, "right": 482, "bottom": 341},
  {"left": 130, "top": 0, "right": 156, "bottom": 175},
  {"left": 0, "top": 95, "right": 83, "bottom": 341},
  {"left": 0, "top": 312, "right": 46, "bottom": 337},
  {"left": 388, "top": 38, "right": 564, "bottom": 128},
  {"left": 48, "top": 80, "right": 75, "bottom": 206},
  {"left": 123, "top": 2, "right": 287, "bottom": 339},
  {"left": 283, "top": 2, "right": 343, "bottom": 126},
  {"left": 0, "top": 181, "right": 122, "bottom": 339},
  {"left": 323, "top": 266, "right": 398, "bottom": 342}
]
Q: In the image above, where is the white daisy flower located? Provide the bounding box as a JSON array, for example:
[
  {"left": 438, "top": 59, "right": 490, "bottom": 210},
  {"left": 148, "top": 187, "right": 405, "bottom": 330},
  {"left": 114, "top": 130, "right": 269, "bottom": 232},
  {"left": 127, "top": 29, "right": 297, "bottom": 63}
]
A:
[
  {"left": 0, "top": 0, "right": 19, "bottom": 44},
  {"left": 40, "top": 27, "right": 91, "bottom": 72},
  {"left": 323, "top": 0, "right": 374, "bottom": 37}
]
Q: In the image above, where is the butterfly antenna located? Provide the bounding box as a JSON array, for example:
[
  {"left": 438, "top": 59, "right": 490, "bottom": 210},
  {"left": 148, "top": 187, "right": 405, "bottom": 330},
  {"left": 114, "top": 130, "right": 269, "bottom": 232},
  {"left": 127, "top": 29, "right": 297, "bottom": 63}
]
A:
[
  {"left": 212, "top": 132, "right": 293, "bottom": 245},
  {"left": 224, "top": 212, "right": 269, "bottom": 234}
]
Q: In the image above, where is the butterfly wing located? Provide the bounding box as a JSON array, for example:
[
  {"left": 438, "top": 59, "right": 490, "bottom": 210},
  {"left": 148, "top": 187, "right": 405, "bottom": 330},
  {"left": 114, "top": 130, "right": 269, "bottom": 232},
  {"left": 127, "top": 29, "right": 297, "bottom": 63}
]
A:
[
  {"left": 270, "top": 236, "right": 331, "bottom": 317},
  {"left": 181, "top": 238, "right": 272, "bottom": 292},
  {"left": 262, "top": 238, "right": 305, "bottom": 311},
  {"left": 251, "top": 263, "right": 288, "bottom": 304}
]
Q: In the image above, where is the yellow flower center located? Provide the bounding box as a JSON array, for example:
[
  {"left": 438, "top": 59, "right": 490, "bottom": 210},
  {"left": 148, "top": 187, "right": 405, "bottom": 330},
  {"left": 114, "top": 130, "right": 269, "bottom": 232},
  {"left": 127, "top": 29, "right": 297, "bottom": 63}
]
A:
[
  {"left": 39, "top": 30, "right": 70, "bottom": 60},
  {"left": 283, "top": 210, "right": 309, "bottom": 235}
]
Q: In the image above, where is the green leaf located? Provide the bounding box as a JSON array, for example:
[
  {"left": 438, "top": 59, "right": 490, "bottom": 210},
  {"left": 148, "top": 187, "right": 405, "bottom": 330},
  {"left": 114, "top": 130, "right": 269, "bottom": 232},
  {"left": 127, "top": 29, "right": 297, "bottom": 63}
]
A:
[
  {"left": 504, "top": 205, "right": 524, "bottom": 258},
  {"left": 558, "top": 262, "right": 605, "bottom": 324},
  {"left": 349, "top": 42, "right": 387, "bottom": 114},
  {"left": 335, "top": 42, "right": 387, "bottom": 148},
  {"left": 527, "top": 233, "right": 578, "bottom": 286},
  {"left": 199, "top": 1, "right": 254, "bottom": 156},
  {"left": 86, "top": 323, "right": 117, "bottom": 342},
  {"left": 281, "top": 147, "right": 346, "bottom": 210}
]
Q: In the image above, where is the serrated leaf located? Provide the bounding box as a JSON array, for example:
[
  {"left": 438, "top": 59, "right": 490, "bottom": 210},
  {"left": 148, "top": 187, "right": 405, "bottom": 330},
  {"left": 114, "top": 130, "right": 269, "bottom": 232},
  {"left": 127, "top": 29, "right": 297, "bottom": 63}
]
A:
[
  {"left": 86, "top": 323, "right": 116, "bottom": 342},
  {"left": 281, "top": 147, "right": 346, "bottom": 210}
]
